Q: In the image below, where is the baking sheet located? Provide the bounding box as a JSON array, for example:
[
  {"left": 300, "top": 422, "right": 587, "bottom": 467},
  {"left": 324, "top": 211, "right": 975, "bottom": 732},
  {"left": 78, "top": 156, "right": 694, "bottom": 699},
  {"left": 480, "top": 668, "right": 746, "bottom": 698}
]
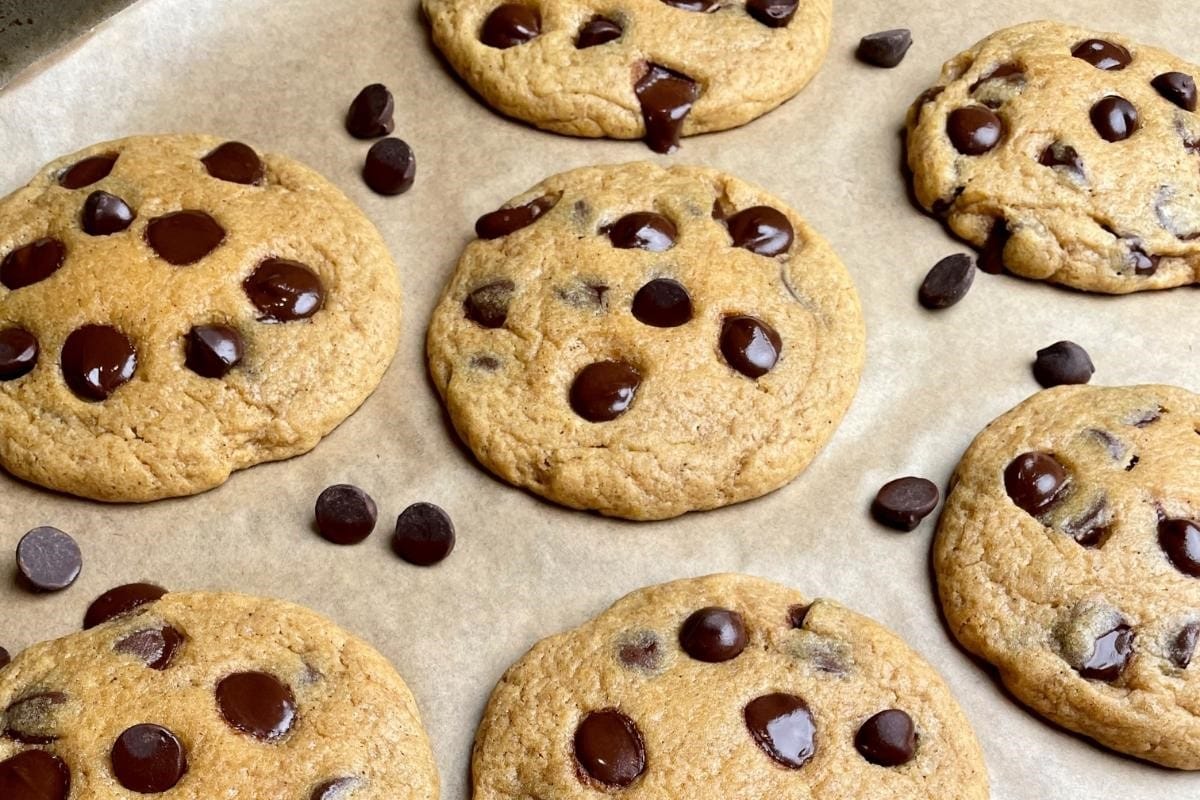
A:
[{"left": 1, "top": 0, "right": 1197, "bottom": 796}]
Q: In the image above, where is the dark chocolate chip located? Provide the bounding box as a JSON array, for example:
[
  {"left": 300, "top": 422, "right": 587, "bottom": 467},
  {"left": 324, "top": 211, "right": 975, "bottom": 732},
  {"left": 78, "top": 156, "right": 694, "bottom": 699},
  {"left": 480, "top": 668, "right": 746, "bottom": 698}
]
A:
[
  {"left": 978, "top": 218, "right": 1010, "bottom": 274},
  {"left": 16, "top": 527, "right": 81, "bottom": 593},
  {"left": 0, "top": 647, "right": 8, "bottom": 669},
  {"left": 918, "top": 253, "right": 974, "bottom": 309},
  {"left": 856, "top": 29, "right": 912, "bottom": 68},
  {"left": 631, "top": 278, "right": 692, "bottom": 327},
  {"left": 311, "top": 777, "right": 359, "bottom": 800},
  {"left": 4, "top": 691, "right": 67, "bottom": 743},
  {"left": 1004, "top": 452, "right": 1067, "bottom": 516},
  {"left": 345, "top": 84, "right": 395, "bottom": 139},
  {"left": 726, "top": 206, "right": 794, "bottom": 256},
  {"left": 392, "top": 502, "right": 456, "bottom": 566},
  {"left": 480, "top": 4, "right": 540, "bottom": 48},
  {"left": 1169, "top": 622, "right": 1199, "bottom": 669},
  {"left": 617, "top": 631, "right": 662, "bottom": 671},
  {"left": 1033, "top": 341, "right": 1094, "bottom": 388},
  {"left": 1062, "top": 497, "right": 1109, "bottom": 548},
  {"left": 744, "top": 693, "right": 816, "bottom": 769},
  {"left": 1039, "top": 142, "right": 1084, "bottom": 178},
  {"left": 59, "top": 153, "right": 117, "bottom": 189},
  {"left": 315, "top": 484, "right": 378, "bottom": 545},
  {"left": 84, "top": 583, "right": 167, "bottom": 629},
  {"left": 60, "top": 324, "right": 137, "bottom": 401},
  {"left": 0, "top": 328, "right": 38, "bottom": 381},
  {"left": 363, "top": 138, "right": 416, "bottom": 196},
  {"left": 1128, "top": 245, "right": 1159, "bottom": 276},
  {"left": 82, "top": 190, "right": 134, "bottom": 236},
  {"left": 720, "top": 315, "right": 781, "bottom": 379},
  {"left": 573, "top": 710, "right": 645, "bottom": 788},
  {"left": 947, "top": 106, "right": 1003, "bottom": 155},
  {"left": 1072, "top": 39, "right": 1132, "bottom": 71},
  {"left": 185, "top": 324, "right": 244, "bottom": 378},
  {"left": 787, "top": 603, "right": 810, "bottom": 629},
  {"left": 659, "top": 0, "right": 720, "bottom": 10},
  {"left": 111, "top": 724, "right": 188, "bottom": 793},
  {"left": 608, "top": 212, "right": 677, "bottom": 252},
  {"left": 475, "top": 195, "right": 557, "bottom": 239},
  {"left": 570, "top": 361, "right": 641, "bottom": 421},
  {"left": 855, "top": 709, "right": 916, "bottom": 766},
  {"left": 0, "top": 750, "right": 70, "bottom": 800},
  {"left": 1090, "top": 96, "right": 1139, "bottom": 142},
  {"left": 244, "top": 259, "right": 325, "bottom": 322},
  {"left": 114, "top": 626, "right": 185, "bottom": 671},
  {"left": 145, "top": 210, "right": 225, "bottom": 266},
  {"left": 216, "top": 672, "right": 296, "bottom": 741},
  {"left": 575, "top": 16, "right": 622, "bottom": 48},
  {"left": 1159, "top": 519, "right": 1200, "bottom": 577},
  {"left": 679, "top": 607, "right": 747, "bottom": 663},
  {"left": 871, "top": 477, "right": 940, "bottom": 531},
  {"left": 634, "top": 64, "right": 699, "bottom": 154},
  {"left": 746, "top": 0, "right": 798, "bottom": 27},
  {"left": 1152, "top": 72, "right": 1197, "bottom": 112},
  {"left": 1079, "top": 623, "right": 1135, "bottom": 681},
  {"left": 202, "top": 141, "right": 265, "bottom": 185},
  {"left": 464, "top": 280, "right": 515, "bottom": 328},
  {"left": 2, "top": 238, "right": 66, "bottom": 290}
]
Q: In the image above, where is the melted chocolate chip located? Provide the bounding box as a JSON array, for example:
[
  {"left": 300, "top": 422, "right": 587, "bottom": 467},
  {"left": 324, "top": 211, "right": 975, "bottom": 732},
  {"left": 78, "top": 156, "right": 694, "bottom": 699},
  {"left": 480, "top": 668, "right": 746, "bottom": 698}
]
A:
[
  {"left": 114, "top": 626, "right": 185, "bottom": 671},
  {"left": 631, "top": 279, "right": 692, "bottom": 327},
  {"left": 16, "top": 527, "right": 81, "bottom": 593},
  {"left": 1128, "top": 245, "right": 1159, "bottom": 276},
  {"left": 60, "top": 324, "right": 137, "bottom": 401},
  {"left": 82, "top": 190, "right": 134, "bottom": 235},
  {"left": 720, "top": 315, "right": 781, "bottom": 379},
  {"left": 145, "top": 210, "right": 225, "bottom": 266},
  {"left": 1091, "top": 96, "right": 1139, "bottom": 142},
  {"left": 4, "top": 691, "right": 67, "bottom": 743},
  {"left": 871, "top": 477, "right": 940, "bottom": 531},
  {"left": 575, "top": 16, "right": 622, "bottom": 48},
  {"left": 1039, "top": 142, "right": 1084, "bottom": 178},
  {"left": 746, "top": 0, "right": 798, "bottom": 27},
  {"left": 1004, "top": 452, "right": 1067, "bottom": 516},
  {"left": 918, "top": 253, "right": 974, "bottom": 309},
  {"left": 1079, "top": 624, "right": 1134, "bottom": 681},
  {"left": 60, "top": 153, "right": 118, "bottom": 189},
  {"left": 608, "top": 212, "right": 677, "bottom": 252},
  {"left": 1072, "top": 39, "right": 1132, "bottom": 71},
  {"left": 364, "top": 138, "right": 416, "bottom": 196},
  {"left": 856, "top": 29, "right": 913, "bottom": 68},
  {"left": 2, "top": 238, "right": 66, "bottom": 290},
  {"left": 634, "top": 64, "right": 699, "bottom": 154},
  {"left": 679, "top": 607, "right": 747, "bottom": 662},
  {"left": 185, "top": 325, "right": 244, "bottom": 378},
  {"left": 316, "top": 484, "right": 378, "bottom": 545},
  {"left": 726, "top": 206, "right": 794, "bottom": 256},
  {"left": 84, "top": 583, "right": 167, "bottom": 629},
  {"left": 1033, "top": 341, "right": 1094, "bottom": 388},
  {"left": 475, "top": 195, "right": 557, "bottom": 239},
  {"left": 244, "top": 259, "right": 325, "bottom": 322},
  {"left": 216, "top": 672, "right": 296, "bottom": 741},
  {"left": 1169, "top": 622, "right": 1199, "bottom": 669},
  {"left": 345, "top": 84, "right": 395, "bottom": 139},
  {"left": 970, "top": 63, "right": 1024, "bottom": 91},
  {"left": 569, "top": 361, "right": 641, "bottom": 421},
  {"left": 393, "top": 502, "right": 456, "bottom": 566},
  {"left": 0, "top": 750, "right": 70, "bottom": 800},
  {"left": 744, "top": 693, "right": 816, "bottom": 769},
  {"left": 464, "top": 280, "right": 515, "bottom": 328},
  {"left": 617, "top": 631, "right": 662, "bottom": 671},
  {"left": 787, "top": 604, "right": 810, "bottom": 629},
  {"left": 202, "top": 141, "right": 265, "bottom": 185},
  {"left": 1152, "top": 72, "right": 1197, "bottom": 112},
  {"left": 480, "top": 4, "right": 540, "bottom": 48},
  {"left": 111, "top": 724, "right": 188, "bottom": 793},
  {"left": 978, "top": 218, "right": 1010, "bottom": 274},
  {"left": 0, "top": 328, "right": 39, "bottom": 381},
  {"left": 855, "top": 709, "right": 916, "bottom": 766},
  {"left": 1062, "top": 498, "right": 1109, "bottom": 548},
  {"left": 1158, "top": 519, "right": 1200, "bottom": 577},
  {"left": 660, "top": 0, "right": 720, "bottom": 9},
  {"left": 573, "top": 710, "right": 645, "bottom": 788},
  {"left": 947, "top": 106, "right": 1003, "bottom": 155},
  {"left": 311, "top": 777, "right": 359, "bottom": 800}
]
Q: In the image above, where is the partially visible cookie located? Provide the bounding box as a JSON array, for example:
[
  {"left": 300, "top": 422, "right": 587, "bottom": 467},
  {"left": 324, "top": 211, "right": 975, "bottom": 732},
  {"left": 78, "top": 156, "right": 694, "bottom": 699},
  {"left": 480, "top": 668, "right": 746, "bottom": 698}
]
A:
[
  {"left": 0, "top": 591, "right": 439, "bottom": 798},
  {"left": 935, "top": 385, "right": 1200, "bottom": 768},
  {"left": 472, "top": 574, "right": 989, "bottom": 799},
  {"left": 421, "top": 0, "right": 832, "bottom": 152},
  {"left": 426, "top": 162, "right": 864, "bottom": 520},
  {"left": 0, "top": 135, "right": 402, "bottom": 501},
  {"left": 906, "top": 21, "right": 1200, "bottom": 293}
]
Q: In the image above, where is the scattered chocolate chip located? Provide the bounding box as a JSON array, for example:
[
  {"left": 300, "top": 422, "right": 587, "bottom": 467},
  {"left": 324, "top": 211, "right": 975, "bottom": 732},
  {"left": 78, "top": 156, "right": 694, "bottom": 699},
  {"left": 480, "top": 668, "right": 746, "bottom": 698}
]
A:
[
  {"left": 1033, "top": 341, "right": 1094, "bottom": 388},
  {"left": 4, "top": 691, "right": 67, "bottom": 743},
  {"left": 634, "top": 63, "right": 699, "bottom": 154},
  {"left": 60, "top": 324, "right": 137, "bottom": 401},
  {"left": 1004, "top": 452, "right": 1067, "bottom": 516},
  {"left": 1128, "top": 245, "right": 1159, "bottom": 276},
  {"left": 1169, "top": 622, "right": 1199, "bottom": 669},
  {"left": 315, "top": 484, "right": 378, "bottom": 545},
  {"left": 311, "top": 777, "right": 359, "bottom": 800},
  {"left": 720, "top": 315, "right": 781, "bottom": 379},
  {"left": 746, "top": 0, "right": 798, "bottom": 27},
  {"left": 216, "top": 672, "right": 296, "bottom": 741},
  {"left": 184, "top": 324, "right": 244, "bottom": 378},
  {"left": 787, "top": 603, "right": 810, "bottom": 629},
  {"left": 871, "top": 477, "right": 940, "bottom": 531},
  {"left": 726, "top": 206, "right": 794, "bottom": 256},
  {"left": 2, "top": 237, "right": 66, "bottom": 290},
  {"left": 575, "top": 16, "right": 622, "bottom": 48},
  {"left": 201, "top": 141, "right": 265, "bottom": 185},
  {"left": 947, "top": 106, "right": 1003, "bottom": 155},
  {"left": 480, "top": 3, "right": 540, "bottom": 48},
  {"left": 392, "top": 502, "right": 456, "bottom": 566},
  {"left": 617, "top": 631, "right": 662, "bottom": 671},
  {"left": 608, "top": 212, "right": 677, "bottom": 252},
  {"left": 363, "top": 138, "right": 416, "bottom": 196},
  {"left": 81, "top": 190, "right": 134, "bottom": 236},
  {"left": 631, "top": 278, "right": 692, "bottom": 327},
  {"left": 84, "top": 583, "right": 167, "bottom": 629},
  {"left": 145, "top": 210, "right": 225, "bottom": 266},
  {"left": 111, "top": 724, "right": 188, "bottom": 793},
  {"left": 570, "top": 360, "right": 641, "bottom": 421},
  {"left": 475, "top": 195, "right": 557, "bottom": 239},
  {"left": 59, "top": 153, "right": 118, "bottom": 189},
  {"left": 1159, "top": 519, "right": 1200, "bottom": 577},
  {"left": 0, "top": 750, "right": 70, "bottom": 800},
  {"left": 1152, "top": 72, "right": 1197, "bottom": 112},
  {"left": 744, "top": 693, "right": 816, "bottom": 769},
  {"left": 114, "top": 626, "right": 185, "bottom": 670},
  {"left": 0, "top": 327, "right": 39, "bottom": 381},
  {"left": 1039, "top": 142, "right": 1084, "bottom": 178},
  {"left": 1062, "top": 497, "right": 1109, "bottom": 548},
  {"left": 1079, "top": 623, "right": 1134, "bottom": 681},
  {"left": 345, "top": 84, "right": 395, "bottom": 139},
  {"left": 978, "top": 218, "right": 1010, "bottom": 274},
  {"left": 855, "top": 709, "right": 916, "bottom": 766},
  {"left": 1091, "top": 96, "right": 1138, "bottom": 142},
  {"left": 679, "top": 607, "right": 747, "bottom": 662},
  {"left": 464, "top": 280, "right": 515, "bottom": 328},
  {"left": 0, "top": 647, "right": 8, "bottom": 669},
  {"left": 16, "top": 527, "right": 81, "bottom": 593},
  {"left": 856, "top": 29, "right": 912, "bottom": 68},
  {"left": 573, "top": 710, "right": 645, "bottom": 788},
  {"left": 918, "top": 253, "right": 974, "bottom": 309},
  {"left": 1072, "top": 39, "right": 1132, "bottom": 71},
  {"left": 244, "top": 259, "right": 325, "bottom": 322}
]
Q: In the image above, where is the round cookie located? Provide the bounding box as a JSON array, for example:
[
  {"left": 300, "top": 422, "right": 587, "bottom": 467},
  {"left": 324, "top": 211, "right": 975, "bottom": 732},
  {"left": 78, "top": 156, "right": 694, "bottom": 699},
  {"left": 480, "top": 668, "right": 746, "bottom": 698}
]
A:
[
  {"left": 472, "top": 574, "right": 989, "bottom": 799},
  {"left": 935, "top": 385, "right": 1200, "bottom": 768},
  {"left": 421, "top": 0, "right": 832, "bottom": 152},
  {"left": 0, "top": 135, "right": 402, "bottom": 501},
  {"left": 906, "top": 21, "right": 1200, "bottom": 293},
  {"left": 0, "top": 591, "right": 438, "bottom": 798},
  {"left": 426, "top": 162, "right": 864, "bottom": 520}
]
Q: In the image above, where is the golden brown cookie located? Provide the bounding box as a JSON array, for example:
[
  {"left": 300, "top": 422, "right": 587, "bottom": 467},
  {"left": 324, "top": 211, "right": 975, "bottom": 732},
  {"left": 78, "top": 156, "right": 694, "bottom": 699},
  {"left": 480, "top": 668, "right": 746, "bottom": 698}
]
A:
[
  {"left": 426, "top": 162, "right": 864, "bottom": 520},
  {"left": 0, "top": 134, "right": 402, "bottom": 502}
]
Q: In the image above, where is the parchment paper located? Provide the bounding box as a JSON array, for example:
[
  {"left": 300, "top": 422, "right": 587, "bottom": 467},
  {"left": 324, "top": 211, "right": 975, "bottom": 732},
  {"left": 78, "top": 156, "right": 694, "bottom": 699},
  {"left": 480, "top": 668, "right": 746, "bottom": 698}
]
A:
[{"left": 1, "top": 1, "right": 1198, "bottom": 797}]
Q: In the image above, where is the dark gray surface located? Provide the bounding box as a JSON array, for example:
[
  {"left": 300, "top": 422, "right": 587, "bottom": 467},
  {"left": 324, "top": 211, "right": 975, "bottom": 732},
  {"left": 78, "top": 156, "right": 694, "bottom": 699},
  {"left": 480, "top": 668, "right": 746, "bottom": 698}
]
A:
[{"left": 0, "top": 0, "right": 138, "bottom": 87}]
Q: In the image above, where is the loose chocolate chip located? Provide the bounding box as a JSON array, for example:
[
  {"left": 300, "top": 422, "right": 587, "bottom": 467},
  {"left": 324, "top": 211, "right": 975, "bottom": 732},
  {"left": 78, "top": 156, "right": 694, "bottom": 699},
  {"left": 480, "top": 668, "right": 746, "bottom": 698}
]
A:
[
  {"left": 16, "top": 527, "right": 81, "bottom": 593},
  {"left": 0, "top": 647, "right": 8, "bottom": 669},
  {"left": 1169, "top": 622, "right": 1199, "bottom": 669},
  {"left": 978, "top": 218, "right": 1010, "bottom": 274},
  {"left": 608, "top": 212, "right": 677, "bottom": 252},
  {"left": 575, "top": 16, "right": 622, "bottom": 48},
  {"left": 918, "top": 253, "right": 974, "bottom": 309},
  {"left": 59, "top": 153, "right": 117, "bottom": 189},
  {"left": 1072, "top": 39, "right": 1132, "bottom": 71},
  {"left": 631, "top": 279, "right": 692, "bottom": 327},
  {"left": 570, "top": 361, "right": 641, "bottom": 422},
  {"left": 393, "top": 502, "right": 456, "bottom": 566},
  {"left": 480, "top": 3, "right": 540, "bottom": 48},
  {"left": 679, "top": 607, "right": 747, "bottom": 662},
  {"left": 856, "top": 29, "right": 912, "bottom": 68},
  {"left": 0, "top": 750, "right": 70, "bottom": 800},
  {"left": 345, "top": 84, "right": 395, "bottom": 139},
  {"left": 573, "top": 710, "right": 645, "bottom": 788},
  {"left": 216, "top": 672, "right": 296, "bottom": 741},
  {"left": 744, "top": 693, "right": 816, "bottom": 769},
  {"left": 617, "top": 631, "right": 662, "bottom": 671},
  {"left": 1128, "top": 245, "right": 1159, "bottom": 276},
  {"left": 1091, "top": 96, "right": 1139, "bottom": 142},
  {"left": 4, "top": 691, "right": 67, "bottom": 743},
  {"left": 1033, "top": 341, "right": 1094, "bottom": 388},
  {"left": 244, "top": 259, "right": 325, "bottom": 322},
  {"left": 855, "top": 709, "right": 916, "bottom": 766},
  {"left": 315, "top": 484, "right": 378, "bottom": 545},
  {"left": 2, "top": 238, "right": 66, "bottom": 290},
  {"left": 61, "top": 324, "right": 137, "bottom": 401},
  {"left": 464, "top": 280, "right": 515, "bottom": 328},
  {"left": 363, "top": 138, "right": 416, "bottom": 196},
  {"left": 1159, "top": 519, "right": 1200, "bottom": 577},
  {"left": 201, "top": 141, "right": 265, "bottom": 185},
  {"left": 184, "top": 324, "right": 244, "bottom": 379},
  {"left": 0, "top": 328, "right": 38, "bottom": 381},
  {"left": 1152, "top": 72, "right": 1197, "bottom": 112},
  {"left": 82, "top": 190, "right": 134, "bottom": 236},
  {"left": 871, "top": 477, "right": 940, "bottom": 531},
  {"left": 787, "top": 604, "right": 810, "bottom": 629},
  {"left": 634, "top": 64, "right": 699, "bottom": 154},
  {"left": 1039, "top": 142, "right": 1084, "bottom": 178},
  {"left": 114, "top": 626, "right": 185, "bottom": 671},
  {"left": 1004, "top": 452, "right": 1067, "bottom": 516},
  {"left": 311, "top": 777, "right": 359, "bottom": 800},
  {"left": 475, "top": 195, "right": 557, "bottom": 239},
  {"left": 145, "top": 210, "right": 225, "bottom": 266},
  {"left": 84, "top": 583, "right": 167, "bottom": 629},
  {"left": 1079, "top": 624, "right": 1134, "bottom": 681},
  {"left": 720, "top": 315, "right": 781, "bottom": 379},
  {"left": 111, "top": 724, "right": 187, "bottom": 793},
  {"left": 746, "top": 0, "right": 798, "bottom": 27},
  {"left": 726, "top": 206, "right": 794, "bottom": 256},
  {"left": 947, "top": 106, "right": 1003, "bottom": 155}
]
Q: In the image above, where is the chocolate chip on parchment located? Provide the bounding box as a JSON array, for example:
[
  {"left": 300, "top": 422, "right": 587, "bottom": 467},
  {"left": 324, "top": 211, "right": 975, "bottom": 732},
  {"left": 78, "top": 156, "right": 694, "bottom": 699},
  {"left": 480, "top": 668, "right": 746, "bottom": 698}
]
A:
[
  {"left": 363, "top": 138, "right": 416, "bottom": 196},
  {"left": 82, "top": 190, "right": 134, "bottom": 236},
  {"left": 679, "top": 607, "right": 747, "bottom": 663},
  {"left": 16, "top": 527, "right": 81, "bottom": 592},
  {"left": 84, "top": 583, "right": 167, "bottom": 629},
  {"left": 345, "top": 83, "right": 395, "bottom": 139},
  {"left": 574, "top": 709, "right": 645, "bottom": 788},
  {"left": 1033, "top": 341, "right": 1094, "bottom": 388},
  {"left": 1004, "top": 452, "right": 1067, "bottom": 516},
  {"left": 856, "top": 29, "right": 913, "bottom": 68},
  {"left": 744, "top": 693, "right": 816, "bottom": 769},
  {"left": 918, "top": 253, "right": 974, "bottom": 309},
  {"left": 393, "top": 502, "right": 456, "bottom": 566},
  {"left": 111, "top": 724, "right": 188, "bottom": 793},
  {"left": 315, "top": 484, "right": 378, "bottom": 545},
  {"left": 872, "top": 477, "right": 940, "bottom": 531},
  {"left": 855, "top": 709, "right": 916, "bottom": 766}
]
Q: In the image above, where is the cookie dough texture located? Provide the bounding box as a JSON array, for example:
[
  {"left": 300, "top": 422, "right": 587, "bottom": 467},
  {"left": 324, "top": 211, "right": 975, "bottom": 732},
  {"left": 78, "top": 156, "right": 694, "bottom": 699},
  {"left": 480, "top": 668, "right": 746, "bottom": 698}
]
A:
[
  {"left": 0, "top": 134, "right": 401, "bottom": 501},
  {"left": 907, "top": 21, "right": 1200, "bottom": 293},
  {"left": 935, "top": 385, "right": 1200, "bottom": 768},
  {"left": 426, "top": 163, "right": 864, "bottom": 520},
  {"left": 0, "top": 591, "right": 438, "bottom": 798},
  {"left": 421, "top": 0, "right": 831, "bottom": 140},
  {"left": 472, "top": 574, "right": 988, "bottom": 799}
]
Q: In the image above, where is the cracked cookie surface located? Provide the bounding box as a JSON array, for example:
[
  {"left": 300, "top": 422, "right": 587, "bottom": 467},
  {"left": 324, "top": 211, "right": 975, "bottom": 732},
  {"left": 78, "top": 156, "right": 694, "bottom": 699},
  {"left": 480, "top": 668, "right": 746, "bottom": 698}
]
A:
[{"left": 935, "top": 385, "right": 1200, "bottom": 768}]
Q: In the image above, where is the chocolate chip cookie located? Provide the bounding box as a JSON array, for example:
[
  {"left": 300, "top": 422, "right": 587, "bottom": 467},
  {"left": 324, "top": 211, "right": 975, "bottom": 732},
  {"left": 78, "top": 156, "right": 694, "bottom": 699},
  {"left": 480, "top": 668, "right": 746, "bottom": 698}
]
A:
[
  {"left": 421, "top": 1, "right": 832, "bottom": 152},
  {"left": 472, "top": 574, "right": 988, "bottom": 799},
  {"left": 906, "top": 21, "right": 1200, "bottom": 293},
  {"left": 935, "top": 385, "right": 1200, "bottom": 768},
  {"left": 0, "top": 591, "right": 438, "bottom": 798},
  {"left": 0, "top": 134, "right": 402, "bottom": 501},
  {"left": 426, "top": 163, "right": 864, "bottom": 520}
]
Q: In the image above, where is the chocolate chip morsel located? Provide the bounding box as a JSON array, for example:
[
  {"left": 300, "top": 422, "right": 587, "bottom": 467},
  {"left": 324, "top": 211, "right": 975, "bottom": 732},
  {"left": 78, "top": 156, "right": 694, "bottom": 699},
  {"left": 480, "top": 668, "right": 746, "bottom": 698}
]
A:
[
  {"left": 0, "top": 750, "right": 71, "bottom": 800},
  {"left": 81, "top": 190, "right": 134, "bottom": 235},
  {"left": 947, "top": 106, "right": 1003, "bottom": 155},
  {"left": 570, "top": 361, "right": 641, "bottom": 421},
  {"left": 244, "top": 259, "right": 325, "bottom": 322},
  {"left": 1152, "top": 72, "right": 1197, "bottom": 112},
  {"left": 84, "top": 583, "right": 168, "bottom": 629},
  {"left": 872, "top": 477, "right": 940, "bottom": 531},
  {"left": 678, "top": 607, "right": 747, "bottom": 662},
  {"left": 608, "top": 212, "right": 677, "bottom": 252},
  {"left": 1055, "top": 600, "right": 1135, "bottom": 682},
  {"left": 720, "top": 316, "right": 781, "bottom": 378},
  {"left": 145, "top": 210, "right": 226, "bottom": 266},
  {"left": 216, "top": 671, "right": 297, "bottom": 741},
  {"left": 1168, "top": 622, "right": 1200, "bottom": 669},
  {"left": 111, "top": 723, "right": 189, "bottom": 793},
  {"left": 634, "top": 64, "right": 699, "bottom": 154},
  {"left": 4, "top": 690, "right": 68, "bottom": 743},
  {"left": 480, "top": 4, "right": 540, "bottom": 49},
  {"left": 1, "top": 237, "right": 66, "bottom": 290},
  {"left": 59, "top": 152, "right": 117, "bottom": 188},
  {"left": 1090, "top": 96, "right": 1139, "bottom": 142},
  {"left": 16, "top": 527, "right": 82, "bottom": 592},
  {"left": 918, "top": 253, "right": 974, "bottom": 309},
  {"left": 114, "top": 626, "right": 185, "bottom": 670},
  {"left": 60, "top": 324, "right": 138, "bottom": 401},
  {"left": 0, "top": 327, "right": 39, "bottom": 380},
  {"left": 1032, "top": 341, "right": 1094, "bottom": 388},
  {"left": 725, "top": 206, "right": 794, "bottom": 256},
  {"left": 202, "top": 141, "right": 266, "bottom": 185},
  {"left": 574, "top": 709, "right": 646, "bottom": 788},
  {"left": 345, "top": 83, "right": 395, "bottom": 139},
  {"left": 185, "top": 325, "right": 244, "bottom": 379},
  {"left": 1004, "top": 452, "right": 1068, "bottom": 517},
  {"left": 363, "top": 138, "right": 416, "bottom": 196},
  {"left": 464, "top": 280, "right": 515, "bottom": 328},
  {"left": 745, "top": 0, "right": 799, "bottom": 27},
  {"left": 475, "top": 195, "right": 557, "bottom": 240},
  {"left": 855, "top": 709, "right": 917, "bottom": 766},
  {"left": 1158, "top": 518, "right": 1200, "bottom": 577},
  {"left": 856, "top": 29, "right": 913, "bottom": 68},
  {"left": 315, "top": 484, "right": 378, "bottom": 545},
  {"left": 392, "top": 502, "right": 456, "bottom": 566},
  {"left": 744, "top": 693, "right": 817, "bottom": 768},
  {"left": 575, "top": 16, "right": 622, "bottom": 48},
  {"left": 1071, "top": 38, "right": 1132, "bottom": 71}
]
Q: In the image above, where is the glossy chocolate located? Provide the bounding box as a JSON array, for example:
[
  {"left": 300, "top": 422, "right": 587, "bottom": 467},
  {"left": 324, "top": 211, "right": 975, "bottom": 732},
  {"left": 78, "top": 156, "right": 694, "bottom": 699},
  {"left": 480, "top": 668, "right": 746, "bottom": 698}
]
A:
[
  {"left": 145, "top": 210, "right": 225, "bottom": 266},
  {"left": 185, "top": 324, "right": 244, "bottom": 378},
  {"left": 111, "top": 724, "right": 188, "bottom": 793},
  {"left": 1003, "top": 452, "right": 1068, "bottom": 516},
  {"left": 244, "top": 259, "right": 325, "bottom": 322},
  {"left": 744, "top": 693, "right": 816, "bottom": 769},
  {"left": 569, "top": 361, "right": 641, "bottom": 421},
  {"left": 1078, "top": 623, "right": 1134, "bottom": 681},
  {"left": 60, "top": 324, "right": 137, "bottom": 401},
  {"left": 475, "top": 195, "right": 557, "bottom": 239},
  {"left": 575, "top": 17, "right": 622, "bottom": 48},
  {"left": 726, "top": 206, "right": 794, "bottom": 256},
  {"left": 1071, "top": 39, "right": 1132, "bottom": 70},
  {"left": 1152, "top": 72, "right": 1197, "bottom": 112},
  {"left": 746, "top": 0, "right": 798, "bottom": 27},
  {"left": 82, "top": 190, "right": 134, "bottom": 236},
  {"left": 631, "top": 278, "right": 692, "bottom": 327},
  {"left": 84, "top": 583, "right": 167, "bottom": 629},
  {"left": 947, "top": 106, "right": 1003, "bottom": 155},
  {"left": 679, "top": 607, "right": 747, "bottom": 662},
  {"left": 634, "top": 64, "right": 699, "bottom": 154},
  {"left": 216, "top": 672, "right": 296, "bottom": 741},
  {"left": 608, "top": 212, "right": 677, "bottom": 252},
  {"left": 202, "top": 141, "right": 265, "bottom": 185},
  {"left": 719, "top": 315, "right": 781, "bottom": 378},
  {"left": 59, "top": 153, "right": 117, "bottom": 189},
  {"left": 0, "top": 328, "right": 39, "bottom": 381},
  {"left": 855, "top": 709, "right": 916, "bottom": 766},
  {"left": 480, "top": 4, "right": 540, "bottom": 49},
  {"left": 1, "top": 237, "right": 66, "bottom": 290},
  {"left": 1090, "top": 96, "right": 1139, "bottom": 142},
  {"left": 573, "top": 710, "right": 645, "bottom": 788},
  {"left": 1159, "top": 518, "right": 1200, "bottom": 577},
  {"left": 0, "top": 750, "right": 70, "bottom": 800}
]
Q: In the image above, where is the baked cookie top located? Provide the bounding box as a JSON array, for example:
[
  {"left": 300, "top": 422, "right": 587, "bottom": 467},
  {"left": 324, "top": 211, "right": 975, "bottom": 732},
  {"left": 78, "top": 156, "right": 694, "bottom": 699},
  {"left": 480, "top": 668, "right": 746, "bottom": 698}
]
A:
[
  {"left": 426, "top": 162, "right": 864, "bottom": 520},
  {"left": 906, "top": 20, "right": 1200, "bottom": 293},
  {"left": 935, "top": 385, "right": 1200, "bottom": 768},
  {"left": 472, "top": 574, "right": 988, "bottom": 800},
  {"left": 0, "top": 134, "right": 402, "bottom": 502},
  {"left": 0, "top": 591, "right": 438, "bottom": 799},
  {"left": 421, "top": 0, "right": 832, "bottom": 152}
]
